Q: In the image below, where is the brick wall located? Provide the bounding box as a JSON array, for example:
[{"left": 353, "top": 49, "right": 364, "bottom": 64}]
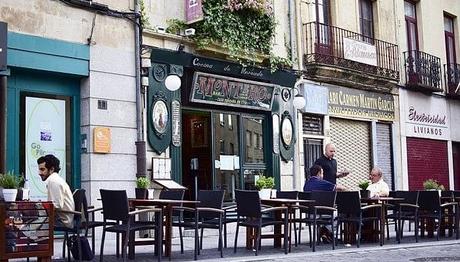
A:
[{"left": 407, "top": 138, "right": 449, "bottom": 190}]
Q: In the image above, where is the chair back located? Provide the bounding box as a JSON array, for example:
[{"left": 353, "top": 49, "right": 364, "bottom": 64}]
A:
[
  {"left": 395, "top": 191, "right": 418, "bottom": 212},
  {"left": 100, "top": 189, "right": 129, "bottom": 222},
  {"left": 159, "top": 189, "right": 185, "bottom": 201},
  {"left": 73, "top": 189, "right": 89, "bottom": 223},
  {"left": 197, "top": 190, "right": 225, "bottom": 219},
  {"left": 441, "top": 190, "right": 454, "bottom": 202},
  {"left": 235, "top": 190, "right": 261, "bottom": 218},
  {"left": 418, "top": 190, "right": 441, "bottom": 212},
  {"left": 336, "top": 191, "right": 361, "bottom": 216},
  {"left": 72, "top": 189, "right": 86, "bottom": 226},
  {"left": 311, "top": 191, "right": 336, "bottom": 216},
  {"left": 453, "top": 191, "right": 460, "bottom": 198},
  {"left": 298, "top": 191, "right": 312, "bottom": 200},
  {"left": 276, "top": 191, "right": 298, "bottom": 199}
]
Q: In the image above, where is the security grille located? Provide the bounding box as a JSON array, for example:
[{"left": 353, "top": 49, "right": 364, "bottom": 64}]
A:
[
  {"left": 303, "top": 139, "right": 323, "bottom": 179},
  {"left": 302, "top": 114, "right": 323, "bottom": 135},
  {"left": 376, "top": 123, "right": 393, "bottom": 189},
  {"left": 330, "top": 118, "right": 371, "bottom": 190}
]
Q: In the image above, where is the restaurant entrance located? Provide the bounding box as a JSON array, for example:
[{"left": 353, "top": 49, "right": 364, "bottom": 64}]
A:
[{"left": 181, "top": 109, "right": 267, "bottom": 201}]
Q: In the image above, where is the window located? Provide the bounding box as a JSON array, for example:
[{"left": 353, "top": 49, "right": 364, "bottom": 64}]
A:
[
  {"left": 444, "top": 15, "right": 457, "bottom": 66},
  {"left": 315, "top": 0, "right": 330, "bottom": 24},
  {"left": 359, "top": 0, "right": 374, "bottom": 42},
  {"left": 243, "top": 117, "right": 265, "bottom": 164},
  {"left": 219, "top": 113, "right": 225, "bottom": 126},
  {"left": 404, "top": 1, "right": 418, "bottom": 52},
  {"left": 228, "top": 114, "right": 233, "bottom": 129}
]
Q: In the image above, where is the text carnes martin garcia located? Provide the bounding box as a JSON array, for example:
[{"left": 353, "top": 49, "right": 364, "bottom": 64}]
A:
[{"left": 408, "top": 106, "right": 447, "bottom": 136}]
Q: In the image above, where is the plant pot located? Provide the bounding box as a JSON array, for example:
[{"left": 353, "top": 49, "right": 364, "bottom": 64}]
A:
[
  {"left": 135, "top": 188, "right": 149, "bottom": 199},
  {"left": 259, "top": 188, "right": 272, "bottom": 199},
  {"left": 2, "top": 189, "right": 18, "bottom": 202},
  {"left": 360, "top": 190, "right": 370, "bottom": 199}
]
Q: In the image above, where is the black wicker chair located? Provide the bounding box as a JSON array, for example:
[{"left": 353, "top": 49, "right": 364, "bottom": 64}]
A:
[
  {"left": 99, "top": 189, "right": 163, "bottom": 262},
  {"left": 234, "top": 190, "right": 289, "bottom": 256},
  {"left": 336, "top": 191, "right": 383, "bottom": 247},
  {"left": 296, "top": 191, "right": 312, "bottom": 245},
  {"left": 159, "top": 190, "right": 185, "bottom": 254},
  {"left": 175, "top": 190, "right": 225, "bottom": 260},
  {"left": 276, "top": 191, "right": 299, "bottom": 250},
  {"left": 391, "top": 191, "right": 419, "bottom": 243}
]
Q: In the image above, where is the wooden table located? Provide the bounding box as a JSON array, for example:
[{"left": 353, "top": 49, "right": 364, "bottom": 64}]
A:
[
  {"left": 244, "top": 198, "right": 313, "bottom": 250},
  {"left": 129, "top": 199, "right": 199, "bottom": 258}
]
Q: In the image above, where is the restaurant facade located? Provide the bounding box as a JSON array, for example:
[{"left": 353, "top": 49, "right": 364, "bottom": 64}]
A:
[{"left": 146, "top": 47, "right": 299, "bottom": 201}]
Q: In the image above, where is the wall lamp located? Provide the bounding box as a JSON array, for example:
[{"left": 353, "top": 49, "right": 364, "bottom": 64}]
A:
[
  {"left": 292, "top": 78, "right": 307, "bottom": 110},
  {"left": 165, "top": 74, "right": 181, "bottom": 91}
]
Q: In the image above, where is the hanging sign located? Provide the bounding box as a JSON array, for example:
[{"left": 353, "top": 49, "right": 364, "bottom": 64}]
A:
[
  {"left": 190, "top": 72, "right": 276, "bottom": 111},
  {"left": 185, "top": 0, "right": 203, "bottom": 24}
]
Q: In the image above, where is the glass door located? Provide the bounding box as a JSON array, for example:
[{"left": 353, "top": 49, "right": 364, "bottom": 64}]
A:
[{"left": 213, "top": 113, "right": 240, "bottom": 201}]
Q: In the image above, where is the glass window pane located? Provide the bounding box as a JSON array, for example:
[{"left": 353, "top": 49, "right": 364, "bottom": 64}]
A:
[
  {"left": 444, "top": 16, "right": 453, "bottom": 33},
  {"left": 404, "top": 1, "right": 416, "bottom": 18},
  {"left": 244, "top": 117, "right": 265, "bottom": 164},
  {"left": 214, "top": 113, "right": 239, "bottom": 201}
]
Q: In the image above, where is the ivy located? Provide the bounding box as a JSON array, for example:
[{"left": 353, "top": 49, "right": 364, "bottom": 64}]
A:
[{"left": 192, "top": 0, "right": 276, "bottom": 65}]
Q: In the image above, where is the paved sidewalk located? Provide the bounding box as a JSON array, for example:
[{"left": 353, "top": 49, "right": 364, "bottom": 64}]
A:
[{"left": 42, "top": 224, "right": 460, "bottom": 262}]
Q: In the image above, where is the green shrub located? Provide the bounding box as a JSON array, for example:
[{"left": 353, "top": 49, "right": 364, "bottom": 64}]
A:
[
  {"left": 0, "top": 172, "right": 23, "bottom": 189},
  {"left": 255, "top": 176, "right": 275, "bottom": 190},
  {"left": 136, "top": 177, "right": 151, "bottom": 189}
]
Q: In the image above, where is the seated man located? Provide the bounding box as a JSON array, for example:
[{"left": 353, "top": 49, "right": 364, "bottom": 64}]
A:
[
  {"left": 303, "top": 165, "right": 346, "bottom": 192},
  {"left": 366, "top": 167, "right": 390, "bottom": 198},
  {"left": 37, "top": 154, "right": 75, "bottom": 228},
  {"left": 303, "top": 165, "right": 345, "bottom": 244}
]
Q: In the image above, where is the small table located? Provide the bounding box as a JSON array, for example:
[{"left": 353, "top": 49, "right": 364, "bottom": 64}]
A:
[{"left": 129, "top": 199, "right": 199, "bottom": 258}]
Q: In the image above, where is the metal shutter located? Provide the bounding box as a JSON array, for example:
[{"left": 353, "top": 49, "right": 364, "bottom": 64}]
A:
[
  {"left": 302, "top": 114, "right": 323, "bottom": 135},
  {"left": 376, "top": 123, "right": 393, "bottom": 189},
  {"left": 407, "top": 138, "right": 449, "bottom": 190},
  {"left": 330, "top": 118, "right": 371, "bottom": 190}
]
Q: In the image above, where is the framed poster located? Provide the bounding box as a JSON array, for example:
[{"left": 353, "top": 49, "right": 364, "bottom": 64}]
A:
[
  {"left": 152, "top": 100, "right": 168, "bottom": 136},
  {"left": 191, "top": 119, "right": 208, "bottom": 148}
]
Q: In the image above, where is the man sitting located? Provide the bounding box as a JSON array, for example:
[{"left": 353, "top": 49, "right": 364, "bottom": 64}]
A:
[{"left": 366, "top": 167, "right": 390, "bottom": 198}]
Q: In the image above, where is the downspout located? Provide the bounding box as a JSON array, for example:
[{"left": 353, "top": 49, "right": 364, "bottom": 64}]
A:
[
  {"left": 289, "top": 0, "right": 299, "bottom": 190},
  {"left": 134, "top": 0, "right": 146, "bottom": 178}
]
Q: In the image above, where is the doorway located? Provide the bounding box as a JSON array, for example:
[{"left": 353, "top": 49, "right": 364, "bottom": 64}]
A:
[{"left": 182, "top": 111, "right": 213, "bottom": 201}]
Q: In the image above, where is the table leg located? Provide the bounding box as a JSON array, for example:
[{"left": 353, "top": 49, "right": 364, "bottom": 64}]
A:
[
  {"left": 274, "top": 209, "right": 282, "bottom": 248},
  {"left": 165, "top": 205, "right": 172, "bottom": 257},
  {"left": 246, "top": 227, "right": 255, "bottom": 250}
]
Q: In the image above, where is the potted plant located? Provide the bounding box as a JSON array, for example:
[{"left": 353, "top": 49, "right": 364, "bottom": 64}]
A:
[
  {"left": 135, "top": 176, "right": 151, "bottom": 199},
  {"left": 0, "top": 172, "right": 23, "bottom": 202},
  {"left": 358, "top": 180, "right": 370, "bottom": 198},
  {"left": 423, "top": 179, "right": 445, "bottom": 194},
  {"left": 255, "top": 176, "right": 275, "bottom": 199}
]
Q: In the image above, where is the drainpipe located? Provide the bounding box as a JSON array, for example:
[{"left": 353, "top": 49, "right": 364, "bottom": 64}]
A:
[
  {"left": 0, "top": 75, "right": 6, "bottom": 173},
  {"left": 289, "top": 0, "right": 299, "bottom": 190},
  {"left": 134, "top": 0, "right": 146, "bottom": 178}
]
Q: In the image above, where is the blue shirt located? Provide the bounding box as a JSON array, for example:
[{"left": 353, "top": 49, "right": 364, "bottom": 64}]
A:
[{"left": 303, "top": 176, "right": 336, "bottom": 192}]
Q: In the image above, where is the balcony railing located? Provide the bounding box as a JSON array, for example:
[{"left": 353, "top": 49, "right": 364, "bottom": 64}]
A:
[
  {"left": 444, "top": 63, "right": 460, "bottom": 97},
  {"left": 303, "top": 22, "right": 399, "bottom": 81},
  {"left": 403, "top": 50, "right": 442, "bottom": 92}
]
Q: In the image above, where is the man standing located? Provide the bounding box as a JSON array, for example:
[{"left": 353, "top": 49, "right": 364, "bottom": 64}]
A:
[
  {"left": 37, "top": 154, "right": 74, "bottom": 228},
  {"left": 366, "top": 167, "right": 390, "bottom": 198},
  {"left": 314, "top": 143, "right": 348, "bottom": 185}
]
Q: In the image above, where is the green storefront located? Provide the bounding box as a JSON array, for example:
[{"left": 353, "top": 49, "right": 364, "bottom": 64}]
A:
[
  {"left": 3, "top": 30, "right": 88, "bottom": 199},
  {"left": 147, "top": 47, "right": 298, "bottom": 201}
]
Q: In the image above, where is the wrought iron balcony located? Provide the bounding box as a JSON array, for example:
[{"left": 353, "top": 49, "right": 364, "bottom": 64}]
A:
[
  {"left": 444, "top": 63, "right": 460, "bottom": 97},
  {"left": 303, "top": 22, "right": 400, "bottom": 85},
  {"left": 403, "top": 50, "right": 442, "bottom": 92}
]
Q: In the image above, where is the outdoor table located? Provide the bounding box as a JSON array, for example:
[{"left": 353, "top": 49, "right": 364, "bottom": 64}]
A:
[
  {"left": 244, "top": 198, "right": 314, "bottom": 250},
  {"left": 129, "top": 199, "right": 199, "bottom": 258}
]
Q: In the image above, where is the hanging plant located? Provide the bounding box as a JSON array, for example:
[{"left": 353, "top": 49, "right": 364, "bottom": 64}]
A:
[{"left": 192, "top": 0, "right": 276, "bottom": 65}]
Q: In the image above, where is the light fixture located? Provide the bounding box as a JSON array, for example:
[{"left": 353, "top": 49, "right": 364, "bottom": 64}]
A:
[
  {"left": 165, "top": 74, "right": 181, "bottom": 91},
  {"left": 293, "top": 92, "right": 306, "bottom": 109},
  {"left": 292, "top": 78, "right": 308, "bottom": 110}
]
